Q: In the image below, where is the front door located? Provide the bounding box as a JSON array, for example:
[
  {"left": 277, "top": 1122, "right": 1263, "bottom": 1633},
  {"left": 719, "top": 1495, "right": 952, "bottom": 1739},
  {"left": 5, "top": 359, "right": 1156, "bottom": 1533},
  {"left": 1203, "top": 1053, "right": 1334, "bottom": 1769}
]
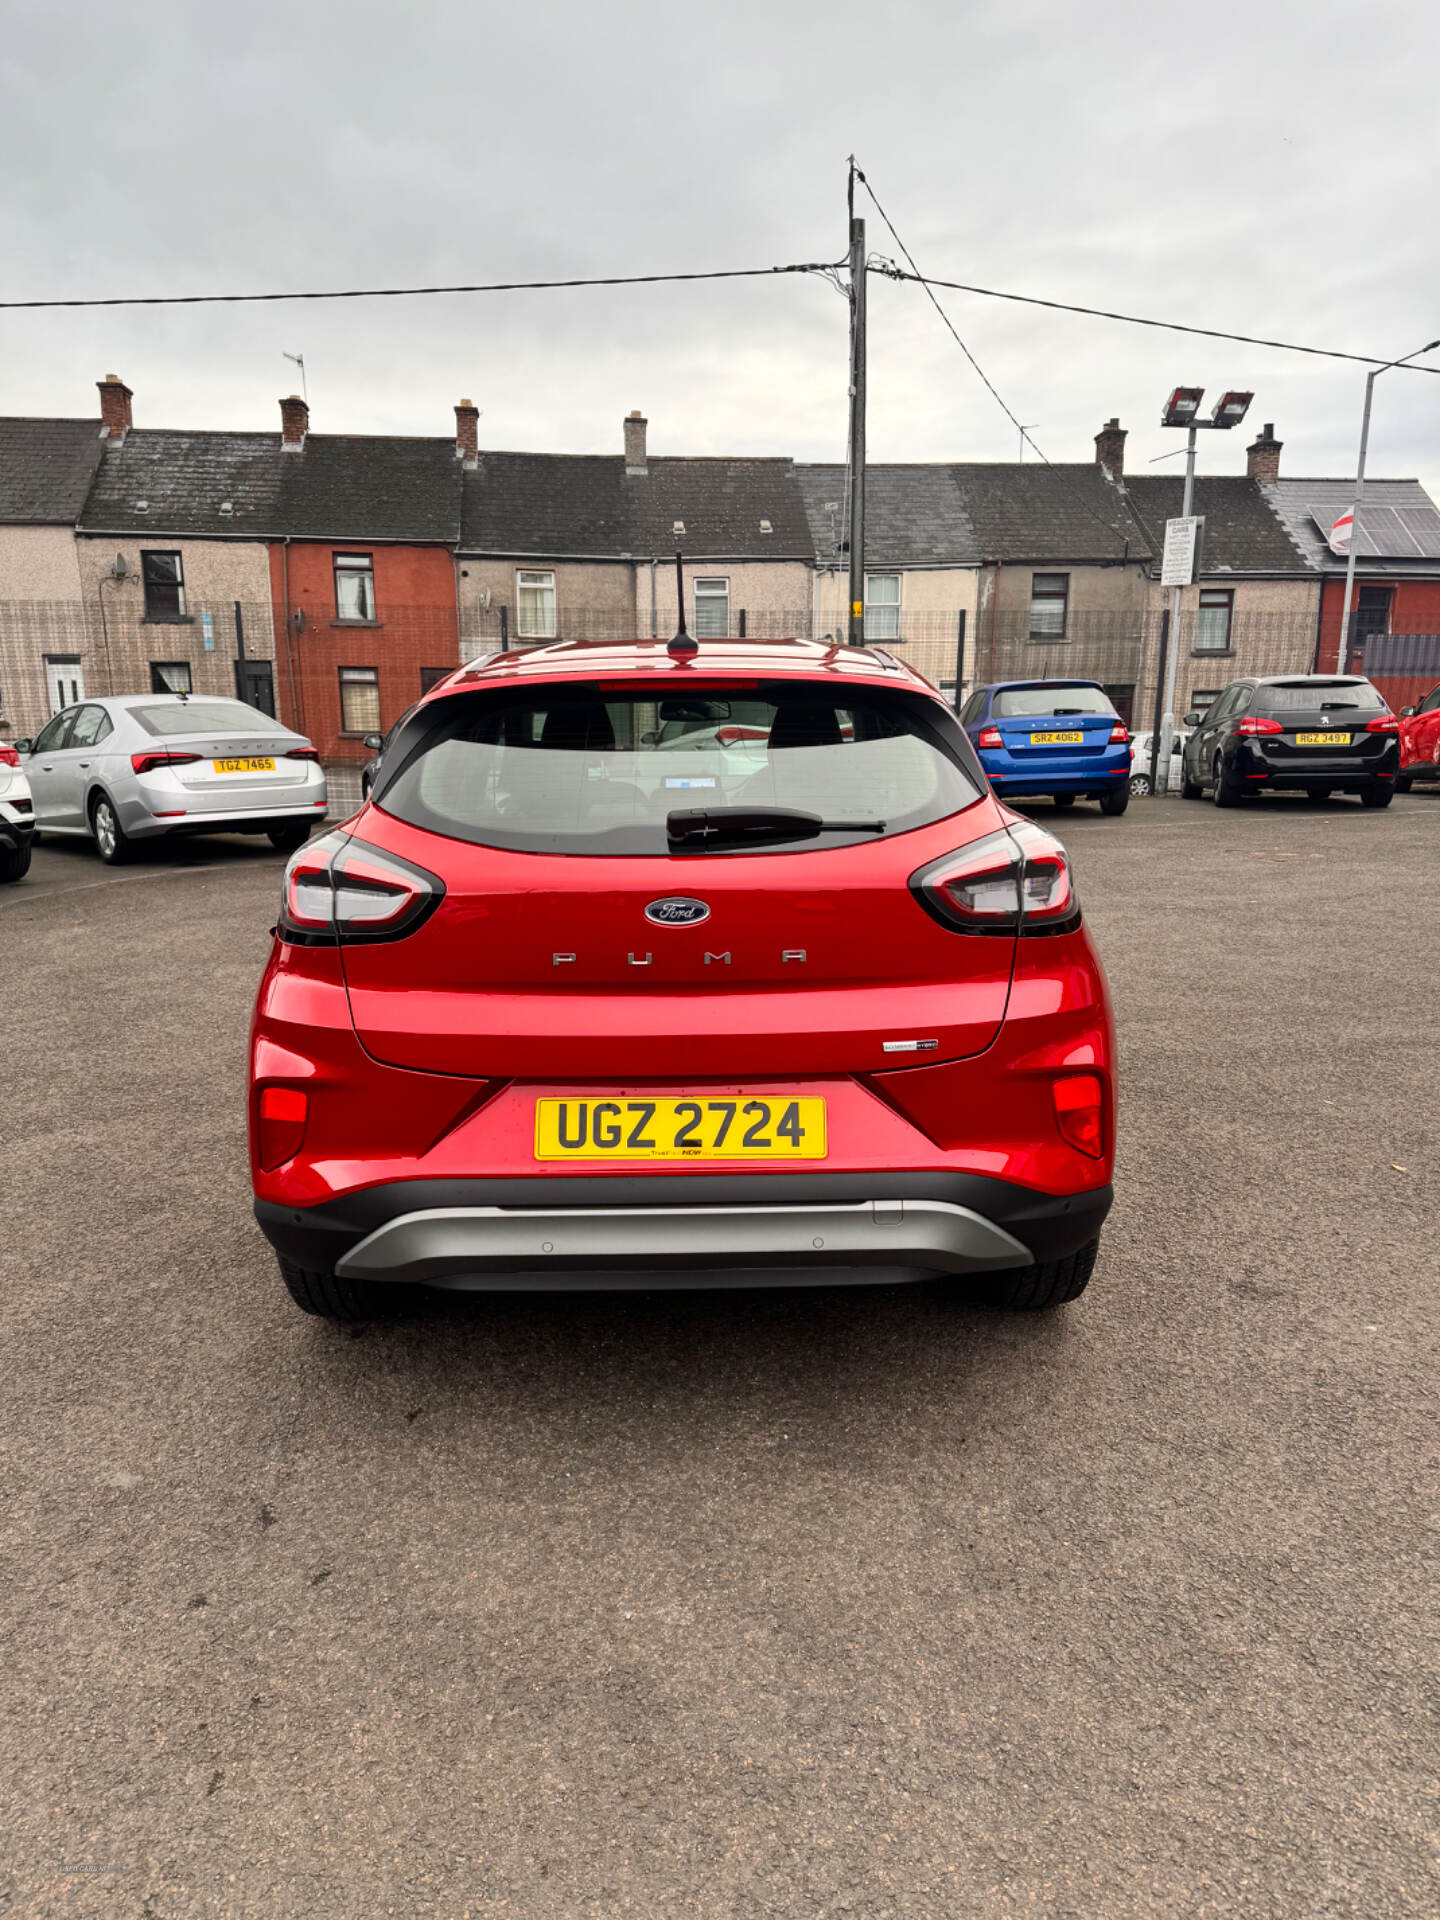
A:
[
  {"left": 45, "top": 657, "right": 84, "bottom": 715},
  {"left": 235, "top": 658, "right": 275, "bottom": 717}
]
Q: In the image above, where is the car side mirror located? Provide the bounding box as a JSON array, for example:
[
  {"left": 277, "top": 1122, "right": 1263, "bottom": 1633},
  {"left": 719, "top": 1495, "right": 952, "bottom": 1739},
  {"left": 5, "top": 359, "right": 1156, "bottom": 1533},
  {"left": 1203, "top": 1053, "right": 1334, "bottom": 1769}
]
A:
[
  {"left": 1400, "top": 705, "right": 1416, "bottom": 718},
  {"left": 361, "top": 732, "right": 384, "bottom": 751},
  {"left": 12, "top": 737, "right": 32, "bottom": 754},
  {"left": 1183, "top": 712, "right": 1201, "bottom": 727}
]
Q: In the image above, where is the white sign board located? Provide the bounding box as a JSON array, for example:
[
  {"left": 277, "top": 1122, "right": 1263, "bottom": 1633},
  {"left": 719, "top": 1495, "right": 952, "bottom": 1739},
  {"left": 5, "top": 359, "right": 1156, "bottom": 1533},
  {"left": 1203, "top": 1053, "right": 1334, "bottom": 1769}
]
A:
[{"left": 1161, "top": 516, "right": 1202, "bottom": 587}]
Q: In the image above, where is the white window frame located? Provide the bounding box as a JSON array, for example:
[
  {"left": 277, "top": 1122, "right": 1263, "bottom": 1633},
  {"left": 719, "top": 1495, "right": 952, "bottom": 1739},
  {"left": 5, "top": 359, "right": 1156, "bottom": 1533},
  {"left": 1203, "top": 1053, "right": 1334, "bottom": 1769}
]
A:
[
  {"left": 516, "top": 569, "right": 557, "bottom": 640},
  {"left": 1028, "top": 572, "right": 1069, "bottom": 640},
  {"left": 863, "top": 572, "right": 900, "bottom": 640},
  {"left": 1194, "top": 588, "right": 1234, "bottom": 653},
  {"left": 334, "top": 553, "right": 376, "bottom": 622},
  {"left": 338, "top": 665, "right": 381, "bottom": 734},
  {"left": 694, "top": 577, "right": 730, "bottom": 638}
]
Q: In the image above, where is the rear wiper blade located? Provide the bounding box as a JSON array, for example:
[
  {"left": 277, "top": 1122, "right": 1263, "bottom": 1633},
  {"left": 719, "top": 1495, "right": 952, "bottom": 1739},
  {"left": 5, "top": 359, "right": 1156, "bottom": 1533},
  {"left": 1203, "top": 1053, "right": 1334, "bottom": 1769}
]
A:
[{"left": 666, "top": 806, "right": 885, "bottom": 846}]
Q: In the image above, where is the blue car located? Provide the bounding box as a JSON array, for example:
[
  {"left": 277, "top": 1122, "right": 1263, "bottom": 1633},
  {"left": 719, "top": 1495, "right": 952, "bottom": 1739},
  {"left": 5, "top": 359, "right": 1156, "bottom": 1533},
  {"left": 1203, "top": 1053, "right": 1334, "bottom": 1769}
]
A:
[{"left": 959, "top": 679, "right": 1132, "bottom": 814}]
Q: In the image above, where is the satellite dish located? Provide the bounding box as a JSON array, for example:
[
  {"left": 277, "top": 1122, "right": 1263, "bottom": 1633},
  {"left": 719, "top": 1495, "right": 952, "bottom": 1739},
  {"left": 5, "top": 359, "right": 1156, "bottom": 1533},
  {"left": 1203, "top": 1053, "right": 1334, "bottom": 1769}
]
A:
[{"left": 111, "top": 553, "right": 127, "bottom": 580}]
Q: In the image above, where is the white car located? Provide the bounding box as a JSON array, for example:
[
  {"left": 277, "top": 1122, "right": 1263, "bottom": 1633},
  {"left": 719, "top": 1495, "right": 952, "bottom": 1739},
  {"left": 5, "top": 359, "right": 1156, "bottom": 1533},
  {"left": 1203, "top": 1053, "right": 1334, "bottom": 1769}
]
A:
[
  {"left": 18, "top": 693, "right": 327, "bottom": 865},
  {"left": 1128, "top": 727, "right": 1190, "bottom": 797},
  {"left": 0, "top": 739, "right": 35, "bottom": 882}
]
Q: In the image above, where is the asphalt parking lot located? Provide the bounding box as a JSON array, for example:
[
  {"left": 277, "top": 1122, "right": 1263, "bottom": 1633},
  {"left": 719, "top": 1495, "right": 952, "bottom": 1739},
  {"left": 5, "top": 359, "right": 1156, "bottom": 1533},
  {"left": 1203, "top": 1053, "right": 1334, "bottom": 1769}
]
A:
[{"left": 2, "top": 793, "right": 1437, "bottom": 1919}]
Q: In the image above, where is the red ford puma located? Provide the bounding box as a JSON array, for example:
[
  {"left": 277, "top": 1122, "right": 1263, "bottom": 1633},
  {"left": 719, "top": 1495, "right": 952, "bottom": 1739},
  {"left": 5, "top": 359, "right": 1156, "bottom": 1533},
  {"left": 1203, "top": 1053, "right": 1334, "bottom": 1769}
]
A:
[{"left": 249, "top": 637, "right": 1115, "bottom": 1320}]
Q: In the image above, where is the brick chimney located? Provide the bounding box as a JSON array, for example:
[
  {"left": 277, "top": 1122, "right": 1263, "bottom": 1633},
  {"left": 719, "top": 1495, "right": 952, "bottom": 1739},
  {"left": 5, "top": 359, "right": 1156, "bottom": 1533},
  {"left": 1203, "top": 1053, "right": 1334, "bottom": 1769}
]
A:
[
  {"left": 454, "top": 396, "right": 479, "bottom": 468},
  {"left": 624, "top": 409, "right": 648, "bottom": 476},
  {"left": 1094, "top": 416, "right": 1126, "bottom": 483},
  {"left": 279, "top": 393, "right": 309, "bottom": 452},
  {"left": 97, "top": 373, "right": 132, "bottom": 445},
  {"left": 1246, "top": 422, "right": 1282, "bottom": 484}
]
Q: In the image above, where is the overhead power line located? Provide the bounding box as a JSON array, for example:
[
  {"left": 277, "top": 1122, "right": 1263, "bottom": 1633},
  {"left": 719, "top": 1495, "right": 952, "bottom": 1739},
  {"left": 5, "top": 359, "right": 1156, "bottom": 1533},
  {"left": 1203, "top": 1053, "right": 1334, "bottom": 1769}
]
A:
[
  {"left": 876, "top": 266, "right": 1440, "bottom": 375},
  {"left": 0, "top": 262, "right": 843, "bottom": 311}
]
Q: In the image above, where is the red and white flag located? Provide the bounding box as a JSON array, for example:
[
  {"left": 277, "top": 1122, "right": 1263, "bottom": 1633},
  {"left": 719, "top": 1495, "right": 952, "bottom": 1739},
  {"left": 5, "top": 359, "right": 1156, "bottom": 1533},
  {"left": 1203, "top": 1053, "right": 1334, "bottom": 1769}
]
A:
[{"left": 1329, "top": 509, "right": 1354, "bottom": 555}]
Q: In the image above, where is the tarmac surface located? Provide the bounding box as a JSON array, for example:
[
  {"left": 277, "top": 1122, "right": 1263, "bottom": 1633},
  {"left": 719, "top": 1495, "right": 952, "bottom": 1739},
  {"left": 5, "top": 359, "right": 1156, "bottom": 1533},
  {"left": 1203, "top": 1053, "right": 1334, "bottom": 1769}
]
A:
[{"left": 2, "top": 792, "right": 1437, "bottom": 1918}]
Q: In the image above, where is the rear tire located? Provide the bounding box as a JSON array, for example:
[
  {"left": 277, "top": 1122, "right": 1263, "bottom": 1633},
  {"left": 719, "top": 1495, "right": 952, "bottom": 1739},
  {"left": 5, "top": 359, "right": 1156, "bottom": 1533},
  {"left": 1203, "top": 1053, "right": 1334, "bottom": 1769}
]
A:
[
  {"left": 1180, "top": 765, "right": 1202, "bottom": 799},
  {"left": 1051, "top": 793, "right": 1076, "bottom": 809},
  {"left": 277, "top": 1255, "right": 393, "bottom": 1322},
  {"left": 1360, "top": 783, "right": 1394, "bottom": 809},
  {"left": 973, "top": 1237, "right": 1099, "bottom": 1310},
  {"left": 0, "top": 839, "right": 32, "bottom": 883},
  {"left": 1099, "top": 786, "right": 1129, "bottom": 815},
  {"left": 90, "top": 793, "right": 132, "bottom": 864},
  {"left": 268, "top": 823, "right": 311, "bottom": 853},
  {"left": 1211, "top": 755, "right": 1244, "bottom": 808}
]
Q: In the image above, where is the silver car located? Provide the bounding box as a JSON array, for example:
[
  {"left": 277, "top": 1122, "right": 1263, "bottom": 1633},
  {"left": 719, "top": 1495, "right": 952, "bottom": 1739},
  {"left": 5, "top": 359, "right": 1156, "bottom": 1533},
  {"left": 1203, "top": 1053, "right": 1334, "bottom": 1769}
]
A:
[{"left": 17, "top": 694, "right": 327, "bottom": 865}]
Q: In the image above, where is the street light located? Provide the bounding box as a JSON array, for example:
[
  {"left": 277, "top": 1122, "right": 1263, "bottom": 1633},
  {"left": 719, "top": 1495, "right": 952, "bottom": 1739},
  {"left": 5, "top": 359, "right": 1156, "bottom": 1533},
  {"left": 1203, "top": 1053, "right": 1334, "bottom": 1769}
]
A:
[
  {"left": 1150, "top": 385, "right": 1254, "bottom": 793},
  {"left": 1335, "top": 339, "right": 1440, "bottom": 670}
]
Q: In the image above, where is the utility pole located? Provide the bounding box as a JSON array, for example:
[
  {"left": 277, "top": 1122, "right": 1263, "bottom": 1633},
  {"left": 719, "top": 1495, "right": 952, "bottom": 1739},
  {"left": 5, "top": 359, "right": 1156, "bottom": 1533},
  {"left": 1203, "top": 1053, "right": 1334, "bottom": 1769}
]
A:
[
  {"left": 846, "top": 213, "right": 867, "bottom": 647},
  {"left": 1155, "top": 422, "right": 1198, "bottom": 787}
]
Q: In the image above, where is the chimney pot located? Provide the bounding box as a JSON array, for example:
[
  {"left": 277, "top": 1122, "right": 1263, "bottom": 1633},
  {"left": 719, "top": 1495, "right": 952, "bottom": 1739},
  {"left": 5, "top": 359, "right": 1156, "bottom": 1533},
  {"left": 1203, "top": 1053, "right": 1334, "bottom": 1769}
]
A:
[
  {"left": 624, "top": 409, "right": 648, "bottom": 476},
  {"left": 1246, "top": 422, "right": 1282, "bottom": 484},
  {"left": 97, "top": 373, "right": 133, "bottom": 444},
  {"left": 454, "top": 396, "right": 480, "bottom": 467},
  {"left": 279, "top": 393, "right": 309, "bottom": 452},
  {"left": 1094, "top": 417, "right": 1127, "bottom": 483}
]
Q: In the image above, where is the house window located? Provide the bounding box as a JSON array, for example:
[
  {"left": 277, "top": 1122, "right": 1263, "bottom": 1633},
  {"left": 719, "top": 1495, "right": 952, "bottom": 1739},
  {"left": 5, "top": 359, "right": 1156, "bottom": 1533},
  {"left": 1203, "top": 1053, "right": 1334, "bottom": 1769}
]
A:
[
  {"left": 150, "top": 661, "right": 192, "bottom": 694},
  {"left": 1028, "top": 573, "right": 1069, "bottom": 639},
  {"left": 419, "top": 667, "right": 452, "bottom": 693},
  {"left": 516, "top": 570, "right": 557, "bottom": 639},
  {"left": 339, "top": 666, "right": 381, "bottom": 733},
  {"left": 863, "top": 574, "right": 900, "bottom": 640},
  {"left": 1194, "top": 589, "right": 1234, "bottom": 653},
  {"left": 141, "top": 551, "right": 185, "bottom": 619},
  {"left": 334, "top": 553, "right": 376, "bottom": 622},
  {"left": 1189, "top": 687, "right": 1223, "bottom": 720},
  {"left": 694, "top": 578, "right": 730, "bottom": 638},
  {"left": 1355, "top": 586, "right": 1393, "bottom": 637}
]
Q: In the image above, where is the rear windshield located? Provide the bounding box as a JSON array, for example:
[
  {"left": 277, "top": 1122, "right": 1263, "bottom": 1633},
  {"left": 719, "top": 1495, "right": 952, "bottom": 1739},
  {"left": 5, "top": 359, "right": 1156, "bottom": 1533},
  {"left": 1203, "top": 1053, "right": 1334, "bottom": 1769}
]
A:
[
  {"left": 376, "top": 684, "right": 982, "bottom": 855},
  {"left": 1254, "top": 681, "right": 1386, "bottom": 713},
  {"left": 130, "top": 699, "right": 279, "bottom": 737},
  {"left": 992, "top": 685, "right": 1114, "bottom": 718}
]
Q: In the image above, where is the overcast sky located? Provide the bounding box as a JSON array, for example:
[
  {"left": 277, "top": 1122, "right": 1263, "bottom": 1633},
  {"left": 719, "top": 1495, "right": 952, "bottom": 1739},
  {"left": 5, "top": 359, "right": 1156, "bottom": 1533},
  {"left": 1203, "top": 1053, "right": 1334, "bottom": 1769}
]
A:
[{"left": 4, "top": 0, "right": 1439, "bottom": 493}]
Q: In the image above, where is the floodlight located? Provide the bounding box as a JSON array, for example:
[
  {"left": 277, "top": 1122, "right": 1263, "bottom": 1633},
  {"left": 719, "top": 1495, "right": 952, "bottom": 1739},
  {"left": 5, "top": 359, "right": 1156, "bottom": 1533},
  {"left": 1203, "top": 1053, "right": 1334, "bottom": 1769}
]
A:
[
  {"left": 1210, "top": 391, "right": 1253, "bottom": 428},
  {"left": 1161, "top": 387, "right": 1204, "bottom": 428}
]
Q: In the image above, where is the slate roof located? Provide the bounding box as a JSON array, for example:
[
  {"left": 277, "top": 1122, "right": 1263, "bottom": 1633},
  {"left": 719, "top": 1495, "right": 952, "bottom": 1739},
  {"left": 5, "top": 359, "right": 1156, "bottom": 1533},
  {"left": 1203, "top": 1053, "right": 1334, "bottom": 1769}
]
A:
[
  {"left": 0, "top": 417, "right": 105, "bottom": 523},
  {"left": 78, "top": 430, "right": 462, "bottom": 541},
  {"left": 950, "top": 463, "right": 1145, "bottom": 563},
  {"left": 461, "top": 454, "right": 631, "bottom": 556},
  {"left": 797, "top": 464, "right": 982, "bottom": 568},
  {"left": 1122, "top": 473, "right": 1305, "bottom": 576},
  {"left": 634, "top": 459, "right": 813, "bottom": 559},
  {"left": 1264, "top": 477, "right": 1440, "bottom": 576}
]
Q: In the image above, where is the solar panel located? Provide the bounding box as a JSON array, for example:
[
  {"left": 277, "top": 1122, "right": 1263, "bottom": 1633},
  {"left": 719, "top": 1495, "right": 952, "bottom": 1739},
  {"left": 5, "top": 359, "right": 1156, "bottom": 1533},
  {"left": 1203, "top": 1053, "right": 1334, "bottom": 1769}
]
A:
[{"left": 1309, "top": 502, "right": 1440, "bottom": 558}]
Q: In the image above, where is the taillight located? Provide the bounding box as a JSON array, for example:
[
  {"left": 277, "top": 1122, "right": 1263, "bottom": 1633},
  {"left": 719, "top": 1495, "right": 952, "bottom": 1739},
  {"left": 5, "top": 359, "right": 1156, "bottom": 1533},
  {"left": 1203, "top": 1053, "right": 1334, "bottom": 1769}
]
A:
[
  {"left": 131, "top": 750, "right": 203, "bottom": 775},
  {"left": 1365, "top": 714, "right": 1399, "bottom": 733},
  {"left": 0, "top": 744, "right": 19, "bottom": 768},
  {"left": 278, "top": 829, "right": 444, "bottom": 945},
  {"left": 911, "top": 821, "right": 1077, "bottom": 937},
  {"left": 1235, "top": 716, "right": 1283, "bottom": 736},
  {"left": 1053, "top": 1075, "right": 1105, "bottom": 1157},
  {"left": 285, "top": 745, "right": 321, "bottom": 760},
  {"left": 1108, "top": 722, "right": 1129, "bottom": 744},
  {"left": 257, "top": 1086, "right": 308, "bottom": 1169},
  {"left": 977, "top": 726, "right": 1003, "bottom": 750}
]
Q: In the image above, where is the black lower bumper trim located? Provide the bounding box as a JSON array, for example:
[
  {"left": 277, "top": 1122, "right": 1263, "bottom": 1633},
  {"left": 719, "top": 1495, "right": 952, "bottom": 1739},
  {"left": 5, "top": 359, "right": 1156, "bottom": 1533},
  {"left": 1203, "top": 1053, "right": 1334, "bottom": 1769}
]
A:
[{"left": 256, "top": 1171, "right": 1113, "bottom": 1285}]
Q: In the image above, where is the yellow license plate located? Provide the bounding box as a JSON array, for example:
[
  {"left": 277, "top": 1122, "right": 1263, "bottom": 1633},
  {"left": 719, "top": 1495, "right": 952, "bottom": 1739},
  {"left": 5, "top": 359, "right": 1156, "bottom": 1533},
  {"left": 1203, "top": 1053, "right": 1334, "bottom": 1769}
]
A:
[
  {"left": 1294, "top": 732, "right": 1350, "bottom": 747},
  {"left": 213, "top": 756, "right": 275, "bottom": 773},
  {"left": 534, "top": 1096, "right": 827, "bottom": 1161},
  {"left": 1029, "top": 731, "right": 1084, "bottom": 745}
]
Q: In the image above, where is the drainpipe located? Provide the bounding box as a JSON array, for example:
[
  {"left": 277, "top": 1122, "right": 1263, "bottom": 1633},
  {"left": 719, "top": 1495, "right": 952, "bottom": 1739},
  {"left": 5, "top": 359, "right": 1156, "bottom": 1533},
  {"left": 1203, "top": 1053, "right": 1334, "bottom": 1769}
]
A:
[
  {"left": 649, "top": 558, "right": 658, "bottom": 639},
  {"left": 1310, "top": 576, "right": 1328, "bottom": 673},
  {"left": 279, "top": 537, "right": 304, "bottom": 735}
]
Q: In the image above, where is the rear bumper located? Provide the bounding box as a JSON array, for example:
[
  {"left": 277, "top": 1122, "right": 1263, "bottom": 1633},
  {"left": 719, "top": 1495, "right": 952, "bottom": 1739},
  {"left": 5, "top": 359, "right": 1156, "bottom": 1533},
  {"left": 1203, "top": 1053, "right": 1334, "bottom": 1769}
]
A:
[
  {"left": 0, "top": 811, "right": 34, "bottom": 852},
  {"left": 133, "top": 801, "right": 329, "bottom": 840},
  {"left": 1238, "top": 741, "right": 1396, "bottom": 788},
  {"left": 255, "top": 1170, "right": 1113, "bottom": 1291},
  {"left": 982, "top": 756, "right": 1129, "bottom": 795}
]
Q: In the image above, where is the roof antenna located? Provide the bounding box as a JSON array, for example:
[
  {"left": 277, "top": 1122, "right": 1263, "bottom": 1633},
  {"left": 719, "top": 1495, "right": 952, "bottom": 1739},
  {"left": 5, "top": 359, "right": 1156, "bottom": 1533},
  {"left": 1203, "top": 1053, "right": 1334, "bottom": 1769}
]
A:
[{"left": 668, "top": 549, "right": 698, "bottom": 658}]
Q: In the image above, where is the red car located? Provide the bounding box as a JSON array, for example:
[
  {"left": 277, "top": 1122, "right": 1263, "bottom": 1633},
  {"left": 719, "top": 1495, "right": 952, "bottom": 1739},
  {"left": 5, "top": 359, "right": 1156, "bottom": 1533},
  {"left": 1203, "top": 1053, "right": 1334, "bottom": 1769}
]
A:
[
  {"left": 1397, "top": 682, "right": 1440, "bottom": 790},
  {"left": 249, "top": 638, "right": 1115, "bottom": 1320}
]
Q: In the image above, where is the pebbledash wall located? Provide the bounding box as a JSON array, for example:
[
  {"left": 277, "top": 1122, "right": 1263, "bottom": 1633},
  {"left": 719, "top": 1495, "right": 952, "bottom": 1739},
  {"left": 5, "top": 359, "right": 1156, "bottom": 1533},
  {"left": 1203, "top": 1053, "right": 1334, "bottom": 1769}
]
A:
[
  {"left": 268, "top": 542, "right": 461, "bottom": 760},
  {"left": 74, "top": 533, "right": 276, "bottom": 695}
]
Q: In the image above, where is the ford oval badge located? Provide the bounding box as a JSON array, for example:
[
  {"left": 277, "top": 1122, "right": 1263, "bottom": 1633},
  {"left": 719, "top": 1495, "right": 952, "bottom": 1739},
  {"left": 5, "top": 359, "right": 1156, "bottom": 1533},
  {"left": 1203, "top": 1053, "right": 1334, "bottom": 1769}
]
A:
[{"left": 644, "top": 896, "right": 711, "bottom": 927}]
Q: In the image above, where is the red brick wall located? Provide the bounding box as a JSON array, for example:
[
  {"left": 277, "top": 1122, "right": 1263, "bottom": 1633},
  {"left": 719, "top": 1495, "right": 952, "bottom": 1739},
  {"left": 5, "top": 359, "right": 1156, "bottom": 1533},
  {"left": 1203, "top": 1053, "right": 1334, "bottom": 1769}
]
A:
[
  {"left": 1316, "top": 576, "right": 1440, "bottom": 672},
  {"left": 269, "top": 543, "right": 460, "bottom": 759}
]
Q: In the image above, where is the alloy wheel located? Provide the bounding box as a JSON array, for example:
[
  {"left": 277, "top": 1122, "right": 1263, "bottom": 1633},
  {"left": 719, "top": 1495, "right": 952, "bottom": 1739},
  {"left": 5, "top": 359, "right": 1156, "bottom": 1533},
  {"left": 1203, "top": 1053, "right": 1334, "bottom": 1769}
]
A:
[{"left": 94, "top": 802, "right": 116, "bottom": 858}]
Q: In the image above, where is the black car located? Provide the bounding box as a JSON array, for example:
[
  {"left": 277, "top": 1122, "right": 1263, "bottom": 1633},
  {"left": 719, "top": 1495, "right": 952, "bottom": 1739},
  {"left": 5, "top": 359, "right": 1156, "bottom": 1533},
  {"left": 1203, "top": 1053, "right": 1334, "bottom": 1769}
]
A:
[
  {"left": 359, "top": 704, "right": 419, "bottom": 801},
  {"left": 1180, "top": 675, "right": 1399, "bottom": 808}
]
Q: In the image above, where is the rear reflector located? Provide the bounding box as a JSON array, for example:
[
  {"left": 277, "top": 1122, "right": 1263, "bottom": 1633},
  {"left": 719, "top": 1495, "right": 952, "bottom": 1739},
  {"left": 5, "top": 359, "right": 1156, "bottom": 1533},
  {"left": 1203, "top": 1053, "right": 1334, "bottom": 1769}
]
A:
[
  {"left": 132, "top": 751, "right": 203, "bottom": 774},
  {"left": 1053, "top": 1075, "right": 1104, "bottom": 1157},
  {"left": 258, "top": 1085, "right": 307, "bottom": 1170}
]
